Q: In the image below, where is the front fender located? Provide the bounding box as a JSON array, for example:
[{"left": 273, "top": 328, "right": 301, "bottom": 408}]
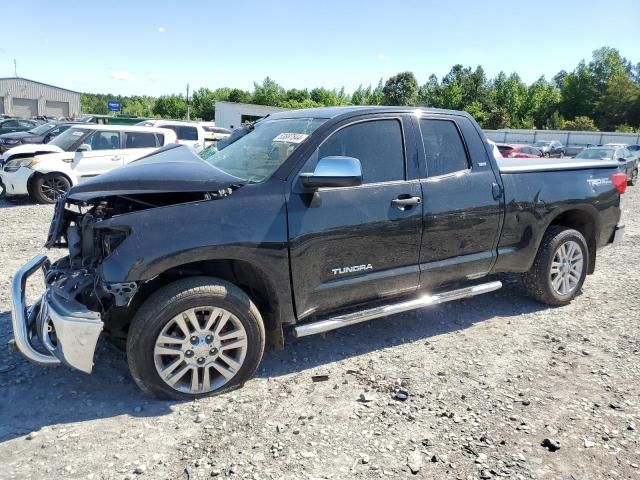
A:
[
  {"left": 32, "top": 159, "right": 79, "bottom": 185},
  {"left": 95, "top": 179, "right": 295, "bottom": 323}
]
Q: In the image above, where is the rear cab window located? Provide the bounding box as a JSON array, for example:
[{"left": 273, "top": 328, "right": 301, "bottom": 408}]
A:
[
  {"left": 418, "top": 119, "right": 470, "bottom": 177},
  {"left": 163, "top": 124, "right": 199, "bottom": 141}
]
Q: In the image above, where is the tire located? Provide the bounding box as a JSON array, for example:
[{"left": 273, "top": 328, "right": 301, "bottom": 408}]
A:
[
  {"left": 31, "top": 173, "right": 71, "bottom": 204},
  {"left": 544, "top": 152, "right": 550, "bottom": 158},
  {"left": 629, "top": 169, "right": 638, "bottom": 186},
  {"left": 127, "top": 276, "right": 265, "bottom": 400},
  {"left": 0, "top": 179, "right": 6, "bottom": 199},
  {"left": 522, "top": 226, "right": 588, "bottom": 306},
  {"left": 559, "top": 151, "right": 565, "bottom": 159}
]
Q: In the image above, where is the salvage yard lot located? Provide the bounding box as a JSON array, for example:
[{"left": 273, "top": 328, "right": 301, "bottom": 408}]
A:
[{"left": 0, "top": 189, "right": 639, "bottom": 480}]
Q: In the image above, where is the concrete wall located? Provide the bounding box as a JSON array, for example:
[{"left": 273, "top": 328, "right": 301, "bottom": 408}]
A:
[
  {"left": 0, "top": 77, "right": 80, "bottom": 118},
  {"left": 484, "top": 129, "right": 640, "bottom": 147},
  {"left": 215, "top": 101, "right": 291, "bottom": 129}
]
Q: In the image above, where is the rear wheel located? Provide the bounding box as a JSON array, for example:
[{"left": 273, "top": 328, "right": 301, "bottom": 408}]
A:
[
  {"left": 127, "top": 277, "right": 265, "bottom": 400},
  {"left": 629, "top": 169, "right": 638, "bottom": 186},
  {"left": 522, "top": 226, "right": 588, "bottom": 306},
  {"left": 31, "top": 173, "right": 71, "bottom": 204}
]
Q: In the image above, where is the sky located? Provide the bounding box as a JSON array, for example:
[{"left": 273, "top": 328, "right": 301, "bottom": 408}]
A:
[{"left": 2, "top": 0, "right": 639, "bottom": 97}]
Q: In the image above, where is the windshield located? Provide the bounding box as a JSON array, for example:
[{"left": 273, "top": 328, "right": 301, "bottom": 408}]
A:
[
  {"left": 202, "top": 118, "right": 324, "bottom": 182},
  {"left": 575, "top": 148, "right": 614, "bottom": 160},
  {"left": 534, "top": 141, "right": 552, "bottom": 147},
  {"left": 49, "top": 127, "right": 90, "bottom": 151},
  {"left": 29, "top": 123, "right": 57, "bottom": 135}
]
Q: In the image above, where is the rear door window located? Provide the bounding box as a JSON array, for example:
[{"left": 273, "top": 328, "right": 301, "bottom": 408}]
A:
[
  {"left": 419, "top": 119, "right": 470, "bottom": 177},
  {"left": 125, "top": 131, "right": 158, "bottom": 148},
  {"left": 164, "top": 125, "right": 198, "bottom": 141}
]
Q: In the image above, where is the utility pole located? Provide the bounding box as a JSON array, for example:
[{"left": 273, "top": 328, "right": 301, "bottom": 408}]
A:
[{"left": 186, "top": 83, "right": 190, "bottom": 121}]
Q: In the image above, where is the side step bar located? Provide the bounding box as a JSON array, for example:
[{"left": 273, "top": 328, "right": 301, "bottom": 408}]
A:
[{"left": 292, "top": 280, "right": 502, "bottom": 338}]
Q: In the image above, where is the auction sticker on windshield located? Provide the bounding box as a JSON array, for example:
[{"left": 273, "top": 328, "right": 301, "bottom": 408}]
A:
[{"left": 273, "top": 133, "right": 309, "bottom": 144}]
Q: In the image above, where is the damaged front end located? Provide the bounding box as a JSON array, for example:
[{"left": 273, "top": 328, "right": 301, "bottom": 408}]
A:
[{"left": 12, "top": 184, "right": 237, "bottom": 373}]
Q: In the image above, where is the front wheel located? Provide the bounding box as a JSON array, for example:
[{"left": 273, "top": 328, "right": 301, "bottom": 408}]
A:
[
  {"left": 127, "top": 277, "right": 265, "bottom": 400},
  {"left": 31, "top": 173, "right": 71, "bottom": 204},
  {"left": 522, "top": 226, "right": 588, "bottom": 306}
]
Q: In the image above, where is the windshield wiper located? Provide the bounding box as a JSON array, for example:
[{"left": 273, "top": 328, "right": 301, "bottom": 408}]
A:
[{"left": 217, "top": 115, "right": 270, "bottom": 150}]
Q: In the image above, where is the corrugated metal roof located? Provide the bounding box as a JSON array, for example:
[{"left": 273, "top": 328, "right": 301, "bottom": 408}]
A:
[{"left": 0, "top": 77, "right": 80, "bottom": 94}]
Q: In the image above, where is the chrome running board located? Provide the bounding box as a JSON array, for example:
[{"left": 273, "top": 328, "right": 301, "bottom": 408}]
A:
[{"left": 292, "top": 280, "right": 502, "bottom": 338}]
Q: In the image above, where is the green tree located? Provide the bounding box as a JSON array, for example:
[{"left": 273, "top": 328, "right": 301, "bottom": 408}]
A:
[
  {"left": 563, "top": 116, "right": 598, "bottom": 131},
  {"left": 367, "top": 79, "right": 385, "bottom": 105},
  {"left": 382, "top": 72, "right": 418, "bottom": 106},
  {"left": 595, "top": 72, "right": 640, "bottom": 130},
  {"left": 546, "top": 111, "right": 565, "bottom": 130},
  {"left": 484, "top": 108, "right": 511, "bottom": 129},
  {"left": 228, "top": 88, "right": 252, "bottom": 104},
  {"left": 464, "top": 101, "right": 489, "bottom": 125},
  {"left": 615, "top": 124, "right": 637, "bottom": 133},
  {"left": 153, "top": 94, "right": 187, "bottom": 119},
  {"left": 523, "top": 77, "right": 561, "bottom": 128},
  {"left": 122, "top": 96, "right": 155, "bottom": 117},
  {"left": 252, "top": 77, "right": 285, "bottom": 106},
  {"left": 310, "top": 87, "right": 349, "bottom": 106},
  {"left": 492, "top": 72, "right": 527, "bottom": 127}
]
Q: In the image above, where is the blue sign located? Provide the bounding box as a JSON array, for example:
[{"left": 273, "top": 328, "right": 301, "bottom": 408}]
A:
[{"left": 107, "top": 100, "right": 121, "bottom": 112}]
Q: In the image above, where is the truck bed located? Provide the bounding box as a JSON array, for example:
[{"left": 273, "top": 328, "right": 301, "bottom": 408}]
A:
[{"left": 497, "top": 157, "right": 620, "bottom": 173}]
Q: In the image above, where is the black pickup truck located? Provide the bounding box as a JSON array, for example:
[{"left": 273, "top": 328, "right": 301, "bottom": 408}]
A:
[{"left": 10, "top": 107, "right": 627, "bottom": 399}]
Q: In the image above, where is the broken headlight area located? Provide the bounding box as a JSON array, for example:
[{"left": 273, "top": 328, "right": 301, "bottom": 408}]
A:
[{"left": 45, "top": 190, "right": 234, "bottom": 255}]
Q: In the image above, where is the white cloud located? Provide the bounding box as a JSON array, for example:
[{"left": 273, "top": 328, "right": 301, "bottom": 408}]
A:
[
  {"left": 110, "top": 71, "right": 135, "bottom": 81},
  {"left": 158, "top": 26, "right": 166, "bottom": 33},
  {"left": 377, "top": 53, "right": 389, "bottom": 61}
]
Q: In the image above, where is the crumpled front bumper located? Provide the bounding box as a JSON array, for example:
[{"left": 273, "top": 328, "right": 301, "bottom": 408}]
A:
[{"left": 10, "top": 255, "right": 103, "bottom": 373}]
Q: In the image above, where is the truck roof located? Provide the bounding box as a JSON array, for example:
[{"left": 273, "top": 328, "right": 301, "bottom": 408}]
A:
[{"left": 267, "top": 105, "right": 474, "bottom": 120}]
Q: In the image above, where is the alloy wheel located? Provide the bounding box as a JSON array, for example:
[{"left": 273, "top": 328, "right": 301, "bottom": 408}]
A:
[
  {"left": 40, "top": 176, "right": 69, "bottom": 202},
  {"left": 153, "top": 306, "right": 248, "bottom": 394},
  {"left": 549, "top": 240, "right": 583, "bottom": 295}
]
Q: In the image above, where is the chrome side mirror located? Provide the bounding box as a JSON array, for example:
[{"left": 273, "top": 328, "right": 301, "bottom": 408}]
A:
[{"left": 300, "top": 156, "right": 362, "bottom": 189}]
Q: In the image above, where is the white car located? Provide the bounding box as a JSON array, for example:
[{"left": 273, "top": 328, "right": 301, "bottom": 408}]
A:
[
  {"left": 0, "top": 124, "right": 176, "bottom": 203},
  {"left": 199, "top": 122, "right": 232, "bottom": 143},
  {"left": 135, "top": 120, "right": 206, "bottom": 152}
]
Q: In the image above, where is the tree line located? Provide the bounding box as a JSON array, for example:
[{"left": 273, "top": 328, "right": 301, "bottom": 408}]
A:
[{"left": 81, "top": 47, "right": 640, "bottom": 132}]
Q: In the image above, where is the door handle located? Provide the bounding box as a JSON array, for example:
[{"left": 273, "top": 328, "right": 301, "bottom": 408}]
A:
[
  {"left": 492, "top": 182, "right": 503, "bottom": 200},
  {"left": 111, "top": 155, "right": 122, "bottom": 161},
  {"left": 391, "top": 195, "right": 422, "bottom": 209}
]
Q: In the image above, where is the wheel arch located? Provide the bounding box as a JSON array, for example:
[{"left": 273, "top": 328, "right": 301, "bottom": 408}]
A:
[
  {"left": 545, "top": 207, "right": 598, "bottom": 274},
  {"left": 121, "top": 258, "right": 285, "bottom": 349},
  {"left": 27, "top": 170, "right": 74, "bottom": 197}
]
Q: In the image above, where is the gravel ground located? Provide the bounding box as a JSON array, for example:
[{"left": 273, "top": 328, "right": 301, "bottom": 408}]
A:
[{"left": 0, "top": 188, "right": 638, "bottom": 480}]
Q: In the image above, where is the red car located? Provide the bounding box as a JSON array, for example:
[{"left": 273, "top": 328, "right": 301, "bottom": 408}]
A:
[{"left": 497, "top": 144, "right": 543, "bottom": 158}]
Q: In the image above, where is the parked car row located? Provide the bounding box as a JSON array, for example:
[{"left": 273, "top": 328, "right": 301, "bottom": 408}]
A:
[
  {"left": 0, "top": 122, "right": 81, "bottom": 153},
  {"left": 575, "top": 145, "right": 638, "bottom": 185},
  {"left": 0, "top": 125, "right": 176, "bottom": 203}
]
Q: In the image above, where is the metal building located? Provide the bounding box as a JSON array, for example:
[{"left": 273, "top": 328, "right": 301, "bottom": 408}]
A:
[
  {"left": 0, "top": 77, "right": 81, "bottom": 118},
  {"left": 215, "top": 101, "right": 291, "bottom": 129}
]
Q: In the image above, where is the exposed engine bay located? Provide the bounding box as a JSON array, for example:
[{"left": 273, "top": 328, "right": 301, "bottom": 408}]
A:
[{"left": 44, "top": 188, "right": 237, "bottom": 316}]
